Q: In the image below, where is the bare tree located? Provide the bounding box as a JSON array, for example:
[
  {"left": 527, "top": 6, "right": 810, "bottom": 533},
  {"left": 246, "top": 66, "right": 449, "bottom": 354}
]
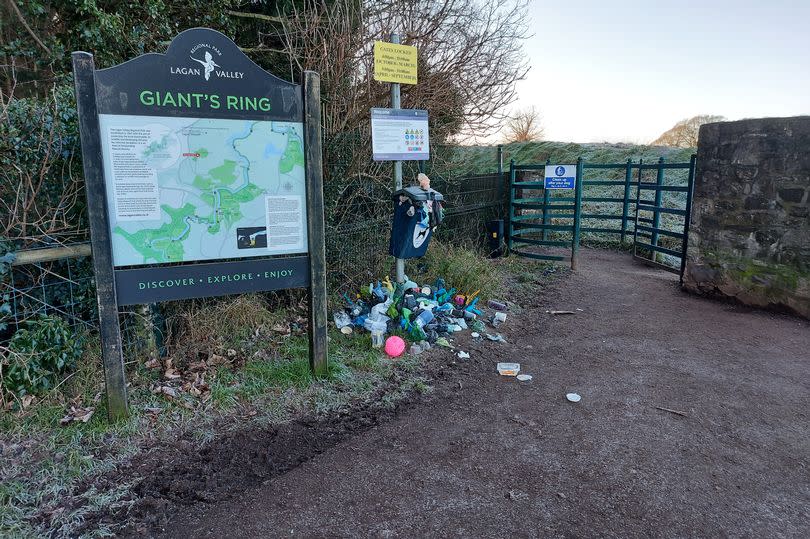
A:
[
  {"left": 503, "top": 106, "right": 544, "bottom": 143},
  {"left": 269, "top": 0, "right": 531, "bottom": 227},
  {"left": 652, "top": 115, "right": 726, "bottom": 148},
  {"left": 275, "top": 0, "right": 531, "bottom": 141}
]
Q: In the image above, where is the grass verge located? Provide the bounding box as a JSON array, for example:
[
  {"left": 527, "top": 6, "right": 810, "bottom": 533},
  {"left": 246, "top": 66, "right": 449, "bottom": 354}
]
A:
[{"left": 0, "top": 246, "right": 558, "bottom": 537}]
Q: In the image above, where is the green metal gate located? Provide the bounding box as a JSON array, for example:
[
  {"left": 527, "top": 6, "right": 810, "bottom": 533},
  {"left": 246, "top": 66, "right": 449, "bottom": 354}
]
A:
[
  {"left": 508, "top": 155, "right": 697, "bottom": 281},
  {"left": 508, "top": 159, "right": 584, "bottom": 268},
  {"left": 632, "top": 155, "right": 697, "bottom": 281}
]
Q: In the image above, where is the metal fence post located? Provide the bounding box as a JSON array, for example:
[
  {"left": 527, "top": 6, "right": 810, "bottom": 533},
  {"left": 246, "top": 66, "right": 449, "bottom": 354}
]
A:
[
  {"left": 652, "top": 156, "right": 665, "bottom": 250},
  {"left": 571, "top": 157, "right": 584, "bottom": 270},
  {"left": 496, "top": 144, "right": 505, "bottom": 209},
  {"left": 507, "top": 159, "right": 516, "bottom": 253},
  {"left": 391, "top": 32, "right": 405, "bottom": 283},
  {"left": 542, "top": 159, "right": 551, "bottom": 241},
  {"left": 632, "top": 158, "right": 643, "bottom": 257},
  {"left": 621, "top": 158, "right": 633, "bottom": 244},
  {"left": 679, "top": 153, "right": 698, "bottom": 285}
]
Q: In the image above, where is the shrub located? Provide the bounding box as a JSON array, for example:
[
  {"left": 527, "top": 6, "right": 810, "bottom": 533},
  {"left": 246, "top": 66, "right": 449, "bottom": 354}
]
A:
[{"left": 1, "top": 316, "right": 84, "bottom": 401}]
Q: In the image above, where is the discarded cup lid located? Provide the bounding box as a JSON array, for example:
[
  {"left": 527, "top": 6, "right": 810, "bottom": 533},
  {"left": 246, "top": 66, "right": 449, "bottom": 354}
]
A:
[
  {"left": 497, "top": 362, "right": 520, "bottom": 376},
  {"left": 516, "top": 374, "right": 532, "bottom": 382},
  {"left": 566, "top": 393, "right": 581, "bottom": 402},
  {"left": 340, "top": 326, "right": 353, "bottom": 335}
]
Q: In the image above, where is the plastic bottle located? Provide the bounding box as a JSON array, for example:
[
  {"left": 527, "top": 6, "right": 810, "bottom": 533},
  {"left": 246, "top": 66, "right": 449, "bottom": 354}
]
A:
[
  {"left": 370, "top": 321, "right": 386, "bottom": 348},
  {"left": 371, "top": 331, "right": 385, "bottom": 348},
  {"left": 487, "top": 299, "right": 508, "bottom": 311},
  {"left": 414, "top": 309, "right": 435, "bottom": 328},
  {"left": 333, "top": 311, "right": 351, "bottom": 329}
]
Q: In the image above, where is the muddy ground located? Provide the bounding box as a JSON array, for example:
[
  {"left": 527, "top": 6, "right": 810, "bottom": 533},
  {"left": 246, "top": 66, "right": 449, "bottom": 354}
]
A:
[{"left": 86, "top": 249, "right": 809, "bottom": 537}]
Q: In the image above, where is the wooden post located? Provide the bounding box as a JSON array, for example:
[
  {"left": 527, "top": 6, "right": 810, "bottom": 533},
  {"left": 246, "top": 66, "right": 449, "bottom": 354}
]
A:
[
  {"left": 302, "top": 70, "right": 329, "bottom": 377},
  {"left": 11, "top": 243, "right": 92, "bottom": 265},
  {"left": 71, "top": 52, "right": 129, "bottom": 420}
]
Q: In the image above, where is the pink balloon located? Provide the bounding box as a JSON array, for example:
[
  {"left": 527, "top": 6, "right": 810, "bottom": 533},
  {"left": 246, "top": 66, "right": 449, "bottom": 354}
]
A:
[{"left": 384, "top": 336, "right": 406, "bottom": 358}]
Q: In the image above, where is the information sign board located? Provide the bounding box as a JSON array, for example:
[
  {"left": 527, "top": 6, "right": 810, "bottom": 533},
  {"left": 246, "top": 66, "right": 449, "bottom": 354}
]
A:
[
  {"left": 93, "top": 30, "right": 308, "bottom": 271},
  {"left": 373, "top": 41, "right": 418, "bottom": 84},
  {"left": 544, "top": 164, "right": 577, "bottom": 189},
  {"left": 371, "top": 108, "right": 430, "bottom": 161},
  {"left": 72, "top": 28, "right": 329, "bottom": 417}
]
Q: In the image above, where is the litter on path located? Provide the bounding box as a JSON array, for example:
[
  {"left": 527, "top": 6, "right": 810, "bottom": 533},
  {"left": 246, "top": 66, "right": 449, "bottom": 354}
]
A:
[
  {"left": 516, "top": 374, "right": 533, "bottom": 382},
  {"left": 497, "top": 362, "right": 520, "bottom": 376},
  {"left": 566, "top": 392, "right": 582, "bottom": 402},
  {"left": 457, "top": 351, "right": 470, "bottom": 359},
  {"left": 654, "top": 405, "right": 688, "bottom": 417},
  {"left": 547, "top": 310, "right": 576, "bottom": 315}
]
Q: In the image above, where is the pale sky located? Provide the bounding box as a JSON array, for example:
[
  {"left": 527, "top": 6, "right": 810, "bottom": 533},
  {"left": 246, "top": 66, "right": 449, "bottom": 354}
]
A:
[{"left": 512, "top": 0, "right": 810, "bottom": 144}]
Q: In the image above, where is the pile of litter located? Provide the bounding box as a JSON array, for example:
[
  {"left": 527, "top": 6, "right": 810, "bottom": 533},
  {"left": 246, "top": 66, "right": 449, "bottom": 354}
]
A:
[{"left": 333, "top": 276, "right": 509, "bottom": 356}]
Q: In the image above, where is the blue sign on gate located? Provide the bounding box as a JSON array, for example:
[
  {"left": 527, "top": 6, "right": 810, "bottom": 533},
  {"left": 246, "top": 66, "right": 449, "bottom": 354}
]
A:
[{"left": 544, "top": 164, "right": 576, "bottom": 189}]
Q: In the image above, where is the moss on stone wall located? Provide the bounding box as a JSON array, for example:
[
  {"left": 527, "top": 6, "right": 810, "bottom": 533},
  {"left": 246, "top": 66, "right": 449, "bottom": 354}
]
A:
[{"left": 684, "top": 117, "right": 810, "bottom": 318}]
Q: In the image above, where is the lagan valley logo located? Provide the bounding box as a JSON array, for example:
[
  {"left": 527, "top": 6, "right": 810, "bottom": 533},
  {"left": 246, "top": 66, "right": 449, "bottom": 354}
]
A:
[{"left": 170, "top": 43, "right": 244, "bottom": 81}]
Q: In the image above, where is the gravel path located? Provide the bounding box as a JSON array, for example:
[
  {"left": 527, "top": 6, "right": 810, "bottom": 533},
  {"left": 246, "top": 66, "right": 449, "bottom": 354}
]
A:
[{"left": 156, "top": 249, "right": 810, "bottom": 538}]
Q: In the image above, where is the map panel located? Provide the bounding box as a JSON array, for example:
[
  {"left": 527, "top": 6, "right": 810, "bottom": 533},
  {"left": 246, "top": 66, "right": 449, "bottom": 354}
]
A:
[{"left": 98, "top": 115, "right": 307, "bottom": 266}]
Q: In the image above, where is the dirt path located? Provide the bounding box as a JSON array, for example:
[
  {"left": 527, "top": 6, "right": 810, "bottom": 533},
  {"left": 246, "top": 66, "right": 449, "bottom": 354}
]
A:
[{"left": 156, "top": 249, "right": 810, "bottom": 538}]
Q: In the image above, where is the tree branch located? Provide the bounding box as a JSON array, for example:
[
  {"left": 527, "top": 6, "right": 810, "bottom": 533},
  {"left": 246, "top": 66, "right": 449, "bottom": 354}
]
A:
[{"left": 5, "top": 0, "right": 51, "bottom": 54}]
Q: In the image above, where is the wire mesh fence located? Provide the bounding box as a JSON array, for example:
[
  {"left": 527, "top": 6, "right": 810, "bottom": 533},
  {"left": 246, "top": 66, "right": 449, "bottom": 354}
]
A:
[{"left": 1, "top": 138, "right": 506, "bottom": 354}]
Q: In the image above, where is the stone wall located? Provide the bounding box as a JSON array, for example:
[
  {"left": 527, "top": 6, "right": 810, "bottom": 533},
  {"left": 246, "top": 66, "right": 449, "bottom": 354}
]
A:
[{"left": 683, "top": 116, "right": 810, "bottom": 318}]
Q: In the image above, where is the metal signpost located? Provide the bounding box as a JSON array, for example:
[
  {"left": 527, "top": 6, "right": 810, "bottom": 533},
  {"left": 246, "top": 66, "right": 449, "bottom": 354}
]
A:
[
  {"left": 373, "top": 34, "right": 419, "bottom": 283},
  {"left": 72, "top": 28, "right": 328, "bottom": 420}
]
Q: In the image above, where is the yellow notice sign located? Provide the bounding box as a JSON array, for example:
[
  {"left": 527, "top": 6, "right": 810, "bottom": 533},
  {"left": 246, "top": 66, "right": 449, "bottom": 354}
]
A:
[{"left": 373, "top": 41, "right": 418, "bottom": 84}]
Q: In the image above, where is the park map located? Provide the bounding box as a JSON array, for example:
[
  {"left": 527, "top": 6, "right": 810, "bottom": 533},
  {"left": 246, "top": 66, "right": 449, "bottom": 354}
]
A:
[{"left": 98, "top": 116, "right": 307, "bottom": 267}]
